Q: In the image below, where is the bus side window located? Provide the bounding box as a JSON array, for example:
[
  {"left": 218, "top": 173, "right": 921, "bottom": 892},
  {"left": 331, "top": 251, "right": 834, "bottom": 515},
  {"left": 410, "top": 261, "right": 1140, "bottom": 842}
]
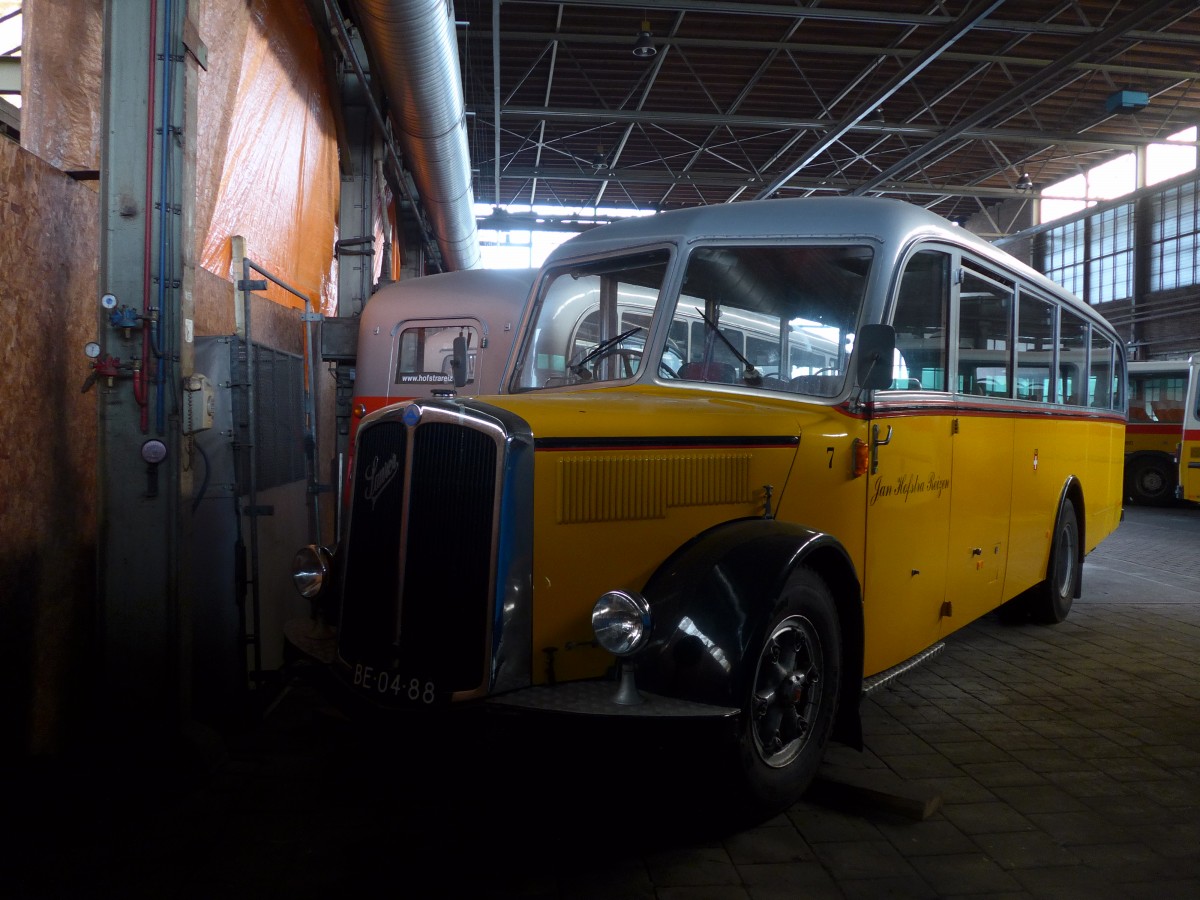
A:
[
  {"left": 1059, "top": 309, "right": 1088, "bottom": 406},
  {"left": 1089, "top": 330, "right": 1115, "bottom": 409},
  {"left": 892, "top": 249, "right": 950, "bottom": 390},
  {"left": 959, "top": 267, "right": 1013, "bottom": 397},
  {"left": 1015, "top": 292, "right": 1053, "bottom": 402}
]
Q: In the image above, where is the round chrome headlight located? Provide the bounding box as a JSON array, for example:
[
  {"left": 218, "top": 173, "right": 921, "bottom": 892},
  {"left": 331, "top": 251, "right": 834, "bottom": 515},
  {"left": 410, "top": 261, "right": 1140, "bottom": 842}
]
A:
[
  {"left": 291, "top": 545, "right": 332, "bottom": 599},
  {"left": 591, "top": 590, "right": 652, "bottom": 657}
]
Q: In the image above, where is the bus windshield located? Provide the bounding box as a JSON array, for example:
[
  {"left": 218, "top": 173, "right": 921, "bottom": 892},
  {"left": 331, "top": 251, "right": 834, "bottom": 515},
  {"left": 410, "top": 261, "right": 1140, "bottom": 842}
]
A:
[
  {"left": 672, "top": 245, "right": 868, "bottom": 396},
  {"left": 510, "top": 243, "right": 872, "bottom": 396}
]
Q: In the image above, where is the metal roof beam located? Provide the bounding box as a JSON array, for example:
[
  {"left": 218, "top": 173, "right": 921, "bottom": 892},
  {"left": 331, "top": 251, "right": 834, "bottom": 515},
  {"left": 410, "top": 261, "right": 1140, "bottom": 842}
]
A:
[
  {"left": 853, "top": 0, "right": 1184, "bottom": 195},
  {"left": 487, "top": 30, "right": 1200, "bottom": 81},
  {"left": 511, "top": 0, "right": 1200, "bottom": 46},
  {"left": 495, "top": 164, "right": 1047, "bottom": 199},
  {"left": 489, "top": 105, "right": 1161, "bottom": 152}
]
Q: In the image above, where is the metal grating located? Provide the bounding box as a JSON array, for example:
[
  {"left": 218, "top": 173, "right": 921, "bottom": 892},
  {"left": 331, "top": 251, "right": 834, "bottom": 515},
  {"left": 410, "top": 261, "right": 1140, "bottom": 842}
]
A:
[
  {"left": 338, "top": 420, "right": 409, "bottom": 663},
  {"left": 228, "top": 339, "right": 307, "bottom": 494},
  {"left": 399, "top": 422, "right": 498, "bottom": 692},
  {"left": 336, "top": 415, "right": 500, "bottom": 696}
]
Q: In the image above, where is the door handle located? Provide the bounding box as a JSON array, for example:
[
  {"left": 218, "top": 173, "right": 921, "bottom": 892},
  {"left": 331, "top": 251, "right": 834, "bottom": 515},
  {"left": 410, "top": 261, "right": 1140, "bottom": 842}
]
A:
[{"left": 871, "top": 424, "right": 892, "bottom": 475}]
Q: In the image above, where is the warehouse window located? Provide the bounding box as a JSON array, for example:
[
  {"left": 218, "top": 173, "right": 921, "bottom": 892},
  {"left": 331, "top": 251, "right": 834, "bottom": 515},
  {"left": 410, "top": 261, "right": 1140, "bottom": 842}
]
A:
[
  {"left": 0, "top": 2, "right": 20, "bottom": 143},
  {"left": 1149, "top": 179, "right": 1200, "bottom": 292},
  {"left": 1042, "top": 218, "right": 1085, "bottom": 299},
  {"left": 1087, "top": 204, "right": 1133, "bottom": 304}
]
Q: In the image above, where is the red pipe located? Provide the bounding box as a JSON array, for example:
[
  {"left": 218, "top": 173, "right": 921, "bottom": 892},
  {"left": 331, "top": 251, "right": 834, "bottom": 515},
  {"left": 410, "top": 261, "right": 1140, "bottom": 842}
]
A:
[{"left": 138, "top": 0, "right": 158, "bottom": 433}]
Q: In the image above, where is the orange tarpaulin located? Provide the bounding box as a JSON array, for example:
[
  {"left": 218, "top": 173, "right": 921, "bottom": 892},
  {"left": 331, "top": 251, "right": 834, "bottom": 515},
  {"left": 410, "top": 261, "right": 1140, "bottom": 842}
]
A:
[{"left": 196, "top": 0, "right": 340, "bottom": 317}]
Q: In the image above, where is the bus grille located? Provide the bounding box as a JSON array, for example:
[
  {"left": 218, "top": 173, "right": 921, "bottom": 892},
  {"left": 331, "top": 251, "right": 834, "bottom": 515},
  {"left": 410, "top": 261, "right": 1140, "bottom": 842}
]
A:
[{"left": 338, "top": 415, "right": 498, "bottom": 697}]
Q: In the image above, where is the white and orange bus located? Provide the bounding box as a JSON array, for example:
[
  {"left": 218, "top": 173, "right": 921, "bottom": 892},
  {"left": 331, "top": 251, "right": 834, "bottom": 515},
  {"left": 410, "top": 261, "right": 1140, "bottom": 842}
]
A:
[
  {"left": 1125, "top": 357, "right": 1199, "bottom": 504},
  {"left": 297, "top": 197, "right": 1126, "bottom": 816},
  {"left": 1175, "top": 356, "right": 1200, "bottom": 503},
  {"left": 348, "top": 267, "right": 537, "bottom": 445}
]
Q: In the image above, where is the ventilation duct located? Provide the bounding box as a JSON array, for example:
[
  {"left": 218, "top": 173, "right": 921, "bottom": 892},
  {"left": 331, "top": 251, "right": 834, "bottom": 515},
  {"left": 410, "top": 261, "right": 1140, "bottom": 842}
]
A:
[{"left": 354, "top": 0, "right": 480, "bottom": 271}]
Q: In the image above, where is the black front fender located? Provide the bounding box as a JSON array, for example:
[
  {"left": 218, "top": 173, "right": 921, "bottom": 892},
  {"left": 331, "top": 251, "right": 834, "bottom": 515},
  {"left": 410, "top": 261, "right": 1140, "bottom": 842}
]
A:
[{"left": 635, "top": 518, "right": 863, "bottom": 733}]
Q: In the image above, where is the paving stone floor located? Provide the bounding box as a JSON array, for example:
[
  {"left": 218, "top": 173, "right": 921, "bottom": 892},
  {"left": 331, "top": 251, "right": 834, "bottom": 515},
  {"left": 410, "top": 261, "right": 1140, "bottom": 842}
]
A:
[{"left": 10, "top": 504, "right": 1200, "bottom": 898}]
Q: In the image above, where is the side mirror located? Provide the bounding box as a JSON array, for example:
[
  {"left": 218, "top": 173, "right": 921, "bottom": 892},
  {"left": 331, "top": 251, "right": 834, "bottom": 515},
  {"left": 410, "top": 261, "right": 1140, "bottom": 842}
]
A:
[
  {"left": 451, "top": 334, "right": 468, "bottom": 388},
  {"left": 856, "top": 323, "right": 896, "bottom": 392}
]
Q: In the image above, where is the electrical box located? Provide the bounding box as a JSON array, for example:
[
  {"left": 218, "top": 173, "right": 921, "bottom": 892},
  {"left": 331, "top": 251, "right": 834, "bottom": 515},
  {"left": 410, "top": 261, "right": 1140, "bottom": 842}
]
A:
[
  {"left": 183, "top": 373, "right": 215, "bottom": 434},
  {"left": 320, "top": 316, "right": 359, "bottom": 363},
  {"left": 1106, "top": 90, "right": 1148, "bottom": 114}
]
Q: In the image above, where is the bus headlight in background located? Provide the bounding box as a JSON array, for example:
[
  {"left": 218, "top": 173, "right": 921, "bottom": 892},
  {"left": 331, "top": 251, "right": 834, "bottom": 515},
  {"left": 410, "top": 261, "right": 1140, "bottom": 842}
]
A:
[
  {"left": 292, "top": 545, "right": 333, "bottom": 599},
  {"left": 592, "top": 590, "right": 653, "bottom": 656}
]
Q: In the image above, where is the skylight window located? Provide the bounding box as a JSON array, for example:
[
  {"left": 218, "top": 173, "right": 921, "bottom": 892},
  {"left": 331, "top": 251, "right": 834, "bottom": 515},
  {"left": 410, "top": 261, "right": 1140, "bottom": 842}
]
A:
[{"left": 1039, "top": 126, "right": 1199, "bottom": 224}]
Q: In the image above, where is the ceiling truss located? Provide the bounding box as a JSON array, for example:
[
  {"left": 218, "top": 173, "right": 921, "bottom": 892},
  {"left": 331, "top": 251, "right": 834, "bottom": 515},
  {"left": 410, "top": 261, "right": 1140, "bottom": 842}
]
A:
[{"left": 454, "top": 0, "right": 1200, "bottom": 230}]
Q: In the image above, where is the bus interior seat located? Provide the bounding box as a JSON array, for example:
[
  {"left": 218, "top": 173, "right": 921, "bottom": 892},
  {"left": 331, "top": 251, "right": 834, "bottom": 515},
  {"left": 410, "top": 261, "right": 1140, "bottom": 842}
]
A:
[
  {"left": 678, "top": 361, "right": 737, "bottom": 383},
  {"left": 788, "top": 374, "right": 841, "bottom": 396},
  {"left": 1127, "top": 406, "right": 1151, "bottom": 422}
]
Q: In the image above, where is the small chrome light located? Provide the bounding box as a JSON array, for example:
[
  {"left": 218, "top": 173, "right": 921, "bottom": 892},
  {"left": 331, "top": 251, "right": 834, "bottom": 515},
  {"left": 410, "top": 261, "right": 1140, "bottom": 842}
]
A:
[
  {"left": 591, "top": 590, "right": 652, "bottom": 657},
  {"left": 292, "top": 545, "right": 332, "bottom": 599}
]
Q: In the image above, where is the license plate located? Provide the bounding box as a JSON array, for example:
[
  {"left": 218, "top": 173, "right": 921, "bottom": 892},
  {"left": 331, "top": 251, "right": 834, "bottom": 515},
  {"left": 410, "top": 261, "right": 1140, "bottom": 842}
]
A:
[{"left": 351, "top": 663, "right": 437, "bottom": 705}]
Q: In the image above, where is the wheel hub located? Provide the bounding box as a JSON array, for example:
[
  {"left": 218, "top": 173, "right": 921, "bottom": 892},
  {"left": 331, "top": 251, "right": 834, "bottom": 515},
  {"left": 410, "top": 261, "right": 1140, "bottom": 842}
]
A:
[{"left": 750, "top": 615, "right": 824, "bottom": 768}]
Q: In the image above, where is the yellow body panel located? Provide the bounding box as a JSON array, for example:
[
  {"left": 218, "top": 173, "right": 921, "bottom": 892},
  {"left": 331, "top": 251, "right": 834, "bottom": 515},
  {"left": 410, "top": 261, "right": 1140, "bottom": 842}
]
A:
[
  {"left": 1182, "top": 433, "right": 1200, "bottom": 503},
  {"left": 859, "top": 409, "right": 954, "bottom": 675},
  {"left": 1181, "top": 360, "right": 1200, "bottom": 503},
  {"left": 859, "top": 406, "right": 1123, "bottom": 674},
  {"left": 493, "top": 387, "right": 1125, "bottom": 685},
  {"left": 1124, "top": 423, "right": 1181, "bottom": 459},
  {"left": 500, "top": 387, "right": 812, "bottom": 684}
]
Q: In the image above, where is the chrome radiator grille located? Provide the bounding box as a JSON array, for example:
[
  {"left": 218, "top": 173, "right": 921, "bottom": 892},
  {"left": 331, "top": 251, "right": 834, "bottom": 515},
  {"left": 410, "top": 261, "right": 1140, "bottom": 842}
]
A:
[{"left": 337, "top": 412, "right": 500, "bottom": 698}]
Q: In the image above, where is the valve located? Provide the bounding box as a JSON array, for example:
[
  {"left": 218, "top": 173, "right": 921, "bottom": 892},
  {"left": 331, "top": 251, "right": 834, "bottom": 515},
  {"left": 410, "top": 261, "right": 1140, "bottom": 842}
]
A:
[
  {"left": 81, "top": 354, "right": 125, "bottom": 392},
  {"left": 108, "top": 304, "right": 142, "bottom": 338}
]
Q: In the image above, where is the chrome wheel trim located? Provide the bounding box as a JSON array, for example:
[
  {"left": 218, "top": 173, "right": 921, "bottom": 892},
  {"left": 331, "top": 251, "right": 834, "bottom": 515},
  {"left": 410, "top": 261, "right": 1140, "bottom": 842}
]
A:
[
  {"left": 750, "top": 614, "right": 824, "bottom": 769},
  {"left": 1053, "top": 513, "right": 1078, "bottom": 597}
]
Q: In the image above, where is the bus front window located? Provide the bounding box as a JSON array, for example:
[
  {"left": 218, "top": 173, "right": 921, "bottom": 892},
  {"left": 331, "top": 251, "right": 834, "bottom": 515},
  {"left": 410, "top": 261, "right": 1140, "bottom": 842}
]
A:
[
  {"left": 674, "top": 245, "right": 872, "bottom": 396},
  {"left": 510, "top": 250, "right": 670, "bottom": 391}
]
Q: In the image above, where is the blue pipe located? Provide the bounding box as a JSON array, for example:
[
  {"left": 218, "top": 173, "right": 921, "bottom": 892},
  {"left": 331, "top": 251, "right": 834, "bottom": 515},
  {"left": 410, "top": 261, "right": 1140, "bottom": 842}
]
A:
[{"left": 154, "top": 0, "right": 175, "bottom": 434}]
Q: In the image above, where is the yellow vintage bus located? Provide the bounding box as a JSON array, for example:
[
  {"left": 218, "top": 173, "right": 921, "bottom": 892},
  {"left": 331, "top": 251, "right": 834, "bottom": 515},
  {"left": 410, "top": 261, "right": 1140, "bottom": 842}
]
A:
[
  {"left": 1125, "top": 357, "right": 1200, "bottom": 504},
  {"left": 1177, "top": 356, "right": 1200, "bottom": 503},
  {"left": 294, "top": 196, "right": 1126, "bottom": 814}
]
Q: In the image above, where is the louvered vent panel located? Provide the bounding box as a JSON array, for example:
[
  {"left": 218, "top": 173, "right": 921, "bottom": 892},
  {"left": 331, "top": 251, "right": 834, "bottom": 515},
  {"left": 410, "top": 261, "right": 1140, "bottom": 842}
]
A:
[{"left": 557, "top": 454, "right": 751, "bottom": 524}]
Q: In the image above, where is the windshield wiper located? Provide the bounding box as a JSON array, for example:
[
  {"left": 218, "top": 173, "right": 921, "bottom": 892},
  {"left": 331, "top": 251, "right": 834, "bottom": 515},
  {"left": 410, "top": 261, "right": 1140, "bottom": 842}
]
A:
[
  {"left": 694, "top": 308, "right": 762, "bottom": 386},
  {"left": 570, "top": 326, "right": 643, "bottom": 379}
]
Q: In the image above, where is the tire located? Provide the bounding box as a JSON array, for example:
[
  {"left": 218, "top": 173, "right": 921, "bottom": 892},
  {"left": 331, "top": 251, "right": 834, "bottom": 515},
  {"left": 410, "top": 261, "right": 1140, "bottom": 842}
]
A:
[
  {"left": 1028, "top": 501, "right": 1080, "bottom": 624},
  {"left": 733, "top": 567, "right": 841, "bottom": 816},
  {"left": 1128, "top": 457, "right": 1174, "bottom": 506}
]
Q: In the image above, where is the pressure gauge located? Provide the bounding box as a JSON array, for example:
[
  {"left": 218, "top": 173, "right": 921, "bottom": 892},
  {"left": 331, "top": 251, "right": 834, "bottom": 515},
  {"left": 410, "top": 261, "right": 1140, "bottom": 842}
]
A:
[
  {"left": 84, "top": 341, "right": 101, "bottom": 359},
  {"left": 101, "top": 293, "right": 118, "bottom": 310},
  {"left": 141, "top": 439, "right": 168, "bottom": 465}
]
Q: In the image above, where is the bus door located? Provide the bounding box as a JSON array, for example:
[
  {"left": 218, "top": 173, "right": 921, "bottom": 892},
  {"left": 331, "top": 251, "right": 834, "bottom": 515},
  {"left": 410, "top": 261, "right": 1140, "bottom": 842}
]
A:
[
  {"left": 861, "top": 249, "right": 953, "bottom": 674},
  {"left": 1181, "top": 356, "right": 1200, "bottom": 503},
  {"left": 943, "top": 266, "right": 1016, "bottom": 628}
]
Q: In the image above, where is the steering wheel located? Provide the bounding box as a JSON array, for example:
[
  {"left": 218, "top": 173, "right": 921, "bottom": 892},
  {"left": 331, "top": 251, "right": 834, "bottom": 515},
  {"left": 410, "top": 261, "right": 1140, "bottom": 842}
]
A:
[{"left": 587, "top": 347, "right": 643, "bottom": 379}]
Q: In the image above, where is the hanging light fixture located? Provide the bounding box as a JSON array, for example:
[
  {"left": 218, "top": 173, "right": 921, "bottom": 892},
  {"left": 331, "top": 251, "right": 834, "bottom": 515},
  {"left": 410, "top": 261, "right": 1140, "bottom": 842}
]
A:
[
  {"left": 1016, "top": 171, "right": 1033, "bottom": 191},
  {"left": 633, "top": 19, "right": 656, "bottom": 58}
]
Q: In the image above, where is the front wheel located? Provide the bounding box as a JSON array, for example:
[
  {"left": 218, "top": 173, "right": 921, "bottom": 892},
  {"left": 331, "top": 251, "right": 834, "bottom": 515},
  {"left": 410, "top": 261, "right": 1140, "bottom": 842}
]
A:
[{"left": 733, "top": 567, "right": 841, "bottom": 816}]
